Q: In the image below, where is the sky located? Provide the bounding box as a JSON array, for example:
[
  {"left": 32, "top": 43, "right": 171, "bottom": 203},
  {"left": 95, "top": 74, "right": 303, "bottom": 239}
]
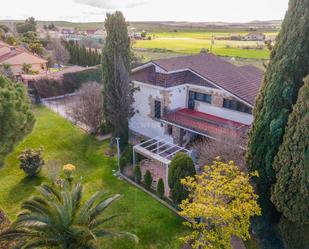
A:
[{"left": 1, "top": 0, "right": 289, "bottom": 23}]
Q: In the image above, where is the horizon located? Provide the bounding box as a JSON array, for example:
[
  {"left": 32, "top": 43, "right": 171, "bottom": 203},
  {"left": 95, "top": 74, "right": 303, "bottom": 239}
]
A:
[
  {"left": 1, "top": 0, "right": 289, "bottom": 23},
  {"left": 0, "top": 19, "right": 283, "bottom": 24}
]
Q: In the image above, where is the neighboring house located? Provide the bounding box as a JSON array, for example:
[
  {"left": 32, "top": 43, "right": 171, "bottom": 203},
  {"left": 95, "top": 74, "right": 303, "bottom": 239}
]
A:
[
  {"left": 243, "top": 32, "right": 266, "bottom": 41},
  {"left": 85, "top": 29, "right": 106, "bottom": 38},
  {"left": 130, "top": 52, "right": 263, "bottom": 146},
  {"left": 60, "top": 28, "right": 81, "bottom": 41},
  {"left": 129, "top": 32, "right": 143, "bottom": 40},
  {"left": 0, "top": 41, "right": 47, "bottom": 76}
]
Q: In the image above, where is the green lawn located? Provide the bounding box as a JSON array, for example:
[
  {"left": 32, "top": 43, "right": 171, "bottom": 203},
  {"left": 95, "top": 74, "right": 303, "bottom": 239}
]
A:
[
  {"left": 0, "top": 106, "right": 186, "bottom": 249},
  {"left": 133, "top": 36, "right": 270, "bottom": 59}
]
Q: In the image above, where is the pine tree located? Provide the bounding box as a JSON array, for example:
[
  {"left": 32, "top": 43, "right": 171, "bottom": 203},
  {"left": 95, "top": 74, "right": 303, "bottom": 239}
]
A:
[
  {"left": 0, "top": 75, "right": 35, "bottom": 165},
  {"left": 101, "top": 11, "right": 133, "bottom": 147},
  {"left": 157, "top": 178, "right": 165, "bottom": 198},
  {"left": 246, "top": 0, "right": 309, "bottom": 247},
  {"left": 271, "top": 76, "right": 309, "bottom": 224},
  {"left": 247, "top": 0, "right": 309, "bottom": 187}
]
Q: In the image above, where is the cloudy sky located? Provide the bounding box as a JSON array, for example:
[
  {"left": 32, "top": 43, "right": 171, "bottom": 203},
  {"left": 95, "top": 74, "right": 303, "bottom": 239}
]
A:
[{"left": 1, "top": 0, "right": 289, "bottom": 23}]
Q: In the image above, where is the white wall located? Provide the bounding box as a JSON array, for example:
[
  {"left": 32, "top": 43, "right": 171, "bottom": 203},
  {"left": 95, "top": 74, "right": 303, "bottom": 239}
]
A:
[
  {"left": 130, "top": 80, "right": 254, "bottom": 141},
  {"left": 195, "top": 101, "right": 253, "bottom": 125},
  {"left": 130, "top": 82, "right": 170, "bottom": 141},
  {"left": 168, "top": 85, "right": 187, "bottom": 111}
]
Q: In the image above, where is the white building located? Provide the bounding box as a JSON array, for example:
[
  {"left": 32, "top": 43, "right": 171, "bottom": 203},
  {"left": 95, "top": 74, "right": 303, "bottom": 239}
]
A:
[{"left": 130, "top": 52, "right": 263, "bottom": 146}]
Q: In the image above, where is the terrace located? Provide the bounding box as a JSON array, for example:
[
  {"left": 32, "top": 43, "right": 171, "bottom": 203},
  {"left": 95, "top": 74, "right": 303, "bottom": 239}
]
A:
[{"left": 161, "top": 108, "right": 249, "bottom": 140}]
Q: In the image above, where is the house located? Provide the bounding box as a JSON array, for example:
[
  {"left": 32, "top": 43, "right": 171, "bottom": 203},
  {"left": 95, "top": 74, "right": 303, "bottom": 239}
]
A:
[
  {"left": 130, "top": 52, "right": 263, "bottom": 147},
  {"left": 0, "top": 41, "right": 47, "bottom": 76},
  {"left": 85, "top": 29, "right": 106, "bottom": 38},
  {"left": 243, "top": 32, "right": 266, "bottom": 41},
  {"left": 60, "top": 28, "right": 81, "bottom": 41},
  {"left": 129, "top": 52, "right": 262, "bottom": 195}
]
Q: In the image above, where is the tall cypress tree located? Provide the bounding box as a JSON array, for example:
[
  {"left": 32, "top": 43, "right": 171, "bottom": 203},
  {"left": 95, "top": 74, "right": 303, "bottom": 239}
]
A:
[
  {"left": 101, "top": 11, "right": 133, "bottom": 147},
  {"left": 271, "top": 76, "right": 309, "bottom": 224},
  {"left": 0, "top": 75, "right": 35, "bottom": 165},
  {"left": 246, "top": 0, "right": 309, "bottom": 247}
]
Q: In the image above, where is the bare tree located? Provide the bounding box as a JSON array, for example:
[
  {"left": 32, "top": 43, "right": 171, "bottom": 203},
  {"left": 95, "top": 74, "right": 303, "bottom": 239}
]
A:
[
  {"left": 193, "top": 128, "right": 248, "bottom": 172},
  {"left": 67, "top": 82, "right": 104, "bottom": 134},
  {"left": 49, "top": 39, "right": 70, "bottom": 67}
]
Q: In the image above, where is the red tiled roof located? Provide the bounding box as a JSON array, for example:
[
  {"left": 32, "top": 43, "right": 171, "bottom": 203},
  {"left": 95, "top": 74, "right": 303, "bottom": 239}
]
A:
[
  {"left": 161, "top": 108, "right": 249, "bottom": 137},
  {"left": 0, "top": 50, "right": 23, "bottom": 62},
  {"left": 133, "top": 53, "right": 263, "bottom": 105},
  {"left": 0, "top": 42, "right": 47, "bottom": 65},
  {"left": 86, "top": 29, "right": 97, "bottom": 35}
]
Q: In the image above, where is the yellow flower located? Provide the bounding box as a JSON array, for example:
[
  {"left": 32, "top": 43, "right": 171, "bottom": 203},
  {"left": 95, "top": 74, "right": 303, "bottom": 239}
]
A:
[{"left": 63, "top": 164, "right": 76, "bottom": 175}]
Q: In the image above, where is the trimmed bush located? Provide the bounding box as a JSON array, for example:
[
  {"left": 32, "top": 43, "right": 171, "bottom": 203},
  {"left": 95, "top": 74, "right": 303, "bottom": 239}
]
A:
[
  {"left": 119, "top": 156, "right": 127, "bottom": 172},
  {"left": 18, "top": 148, "right": 44, "bottom": 176},
  {"left": 33, "top": 79, "right": 65, "bottom": 98},
  {"left": 144, "top": 170, "right": 153, "bottom": 190},
  {"left": 62, "top": 67, "right": 102, "bottom": 89},
  {"left": 168, "top": 152, "right": 196, "bottom": 204},
  {"left": 157, "top": 178, "right": 165, "bottom": 198},
  {"left": 134, "top": 165, "right": 141, "bottom": 184},
  {"left": 33, "top": 67, "right": 102, "bottom": 99}
]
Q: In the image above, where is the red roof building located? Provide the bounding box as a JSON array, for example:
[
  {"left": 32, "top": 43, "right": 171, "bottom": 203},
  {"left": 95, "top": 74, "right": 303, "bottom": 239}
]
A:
[{"left": 130, "top": 52, "right": 263, "bottom": 146}]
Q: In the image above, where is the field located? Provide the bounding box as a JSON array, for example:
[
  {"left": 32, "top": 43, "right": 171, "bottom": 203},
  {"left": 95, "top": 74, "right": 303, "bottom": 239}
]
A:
[
  {"left": 133, "top": 32, "right": 273, "bottom": 59},
  {"left": 0, "top": 107, "right": 186, "bottom": 249}
]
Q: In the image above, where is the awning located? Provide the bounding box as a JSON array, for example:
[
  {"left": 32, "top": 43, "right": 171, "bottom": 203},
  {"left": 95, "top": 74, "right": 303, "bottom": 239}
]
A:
[{"left": 161, "top": 108, "right": 249, "bottom": 138}]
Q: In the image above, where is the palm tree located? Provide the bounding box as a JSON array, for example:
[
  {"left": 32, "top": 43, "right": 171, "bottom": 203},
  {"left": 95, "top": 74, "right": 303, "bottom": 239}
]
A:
[{"left": 0, "top": 180, "right": 137, "bottom": 248}]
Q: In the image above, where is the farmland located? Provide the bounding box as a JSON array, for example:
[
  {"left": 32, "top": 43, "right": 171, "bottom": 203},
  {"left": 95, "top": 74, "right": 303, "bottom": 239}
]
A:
[{"left": 133, "top": 32, "right": 274, "bottom": 59}]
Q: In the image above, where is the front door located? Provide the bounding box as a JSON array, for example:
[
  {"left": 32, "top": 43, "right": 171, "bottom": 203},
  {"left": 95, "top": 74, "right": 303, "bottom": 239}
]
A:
[{"left": 188, "top": 91, "right": 195, "bottom": 110}]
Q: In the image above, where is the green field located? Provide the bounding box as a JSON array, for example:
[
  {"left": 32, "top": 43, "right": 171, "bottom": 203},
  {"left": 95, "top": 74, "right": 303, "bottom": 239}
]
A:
[
  {"left": 0, "top": 107, "right": 186, "bottom": 249},
  {"left": 133, "top": 36, "right": 270, "bottom": 59},
  {"left": 151, "top": 32, "right": 277, "bottom": 39}
]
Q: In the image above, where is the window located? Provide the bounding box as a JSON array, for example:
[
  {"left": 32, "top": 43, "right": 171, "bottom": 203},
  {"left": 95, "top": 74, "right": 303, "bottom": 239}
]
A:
[
  {"left": 154, "top": 100, "right": 161, "bottom": 119},
  {"left": 223, "top": 99, "right": 252, "bottom": 114},
  {"left": 191, "top": 91, "right": 212, "bottom": 104}
]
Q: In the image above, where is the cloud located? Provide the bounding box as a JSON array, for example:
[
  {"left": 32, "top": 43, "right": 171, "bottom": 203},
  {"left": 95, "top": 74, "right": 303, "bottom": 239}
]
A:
[{"left": 73, "top": 0, "right": 149, "bottom": 9}]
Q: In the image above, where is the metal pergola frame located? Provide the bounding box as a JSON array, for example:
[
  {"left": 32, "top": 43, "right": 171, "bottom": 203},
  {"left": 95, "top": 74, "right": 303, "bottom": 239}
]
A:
[{"left": 133, "top": 137, "right": 192, "bottom": 185}]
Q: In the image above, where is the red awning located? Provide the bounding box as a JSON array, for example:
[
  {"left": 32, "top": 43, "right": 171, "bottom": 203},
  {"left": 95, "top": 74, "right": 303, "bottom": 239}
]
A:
[{"left": 161, "top": 108, "right": 249, "bottom": 138}]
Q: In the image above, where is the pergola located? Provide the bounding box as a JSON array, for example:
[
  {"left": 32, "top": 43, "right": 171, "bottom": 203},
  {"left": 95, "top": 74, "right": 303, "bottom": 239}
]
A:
[{"left": 133, "top": 137, "right": 192, "bottom": 185}]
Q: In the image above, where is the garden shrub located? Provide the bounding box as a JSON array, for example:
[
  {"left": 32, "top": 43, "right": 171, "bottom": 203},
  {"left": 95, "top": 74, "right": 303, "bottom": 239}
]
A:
[
  {"left": 33, "top": 67, "right": 102, "bottom": 99},
  {"left": 62, "top": 67, "right": 102, "bottom": 90},
  {"left": 18, "top": 147, "right": 44, "bottom": 177},
  {"left": 33, "top": 78, "right": 65, "bottom": 98},
  {"left": 168, "top": 152, "right": 196, "bottom": 204},
  {"left": 134, "top": 165, "right": 141, "bottom": 184},
  {"left": 157, "top": 178, "right": 164, "bottom": 198},
  {"left": 119, "top": 156, "right": 127, "bottom": 171},
  {"left": 144, "top": 170, "right": 153, "bottom": 190}
]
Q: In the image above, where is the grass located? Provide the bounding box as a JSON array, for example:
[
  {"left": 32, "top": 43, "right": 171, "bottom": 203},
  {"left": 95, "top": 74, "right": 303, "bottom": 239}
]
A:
[
  {"left": 0, "top": 106, "right": 186, "bottom": 249},
  {"left": 151, "top": 32, "right": 277, "bottom": 39},
  {"left": 133, "top": 37, "right": 270, "bottom": 59}
]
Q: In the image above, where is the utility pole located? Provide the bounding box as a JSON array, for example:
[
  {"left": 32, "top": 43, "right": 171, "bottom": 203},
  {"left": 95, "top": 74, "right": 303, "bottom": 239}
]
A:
[{"left": 210, "top": 34, "right": 215, "bottom": 52}]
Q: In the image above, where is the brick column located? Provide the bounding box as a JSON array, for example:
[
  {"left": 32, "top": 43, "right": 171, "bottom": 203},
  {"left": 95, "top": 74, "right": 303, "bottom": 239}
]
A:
[{"left": 172, "top": 126, "right": 184, "bottom": 146}]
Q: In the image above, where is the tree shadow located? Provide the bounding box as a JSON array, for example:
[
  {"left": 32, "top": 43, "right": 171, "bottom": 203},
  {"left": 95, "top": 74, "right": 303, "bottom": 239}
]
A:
[{"left": 7, "top": 175, "right": 45, "bottom": 204}]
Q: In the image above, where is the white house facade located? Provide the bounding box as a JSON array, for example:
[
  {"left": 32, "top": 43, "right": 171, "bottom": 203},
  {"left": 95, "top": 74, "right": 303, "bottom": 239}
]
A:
[{"left": 129, "top": 52, "right": 263, "bottom": 146}]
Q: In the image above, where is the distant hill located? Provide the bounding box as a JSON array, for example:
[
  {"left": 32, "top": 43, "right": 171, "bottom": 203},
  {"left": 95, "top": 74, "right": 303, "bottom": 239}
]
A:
[{"left": 0, "top": 19, "right": 282, "bottom": 32}]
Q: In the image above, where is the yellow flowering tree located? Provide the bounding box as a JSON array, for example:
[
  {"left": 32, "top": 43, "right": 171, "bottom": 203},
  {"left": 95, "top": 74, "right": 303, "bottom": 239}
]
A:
[{"left": 179, "top": 158, "right": 261, "bottom": 249}]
